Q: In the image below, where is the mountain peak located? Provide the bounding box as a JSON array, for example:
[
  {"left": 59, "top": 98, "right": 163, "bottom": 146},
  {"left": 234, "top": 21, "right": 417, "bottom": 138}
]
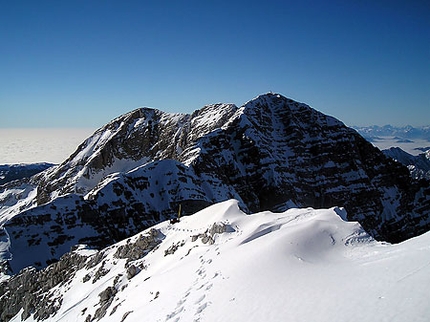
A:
[{"left": 1, "top": 93, "right": 429, "bottom": 273}]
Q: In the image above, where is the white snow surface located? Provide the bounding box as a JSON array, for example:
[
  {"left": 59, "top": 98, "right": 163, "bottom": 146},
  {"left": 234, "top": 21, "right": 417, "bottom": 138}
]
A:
[{"left": 9, "top": 199, "right": 430, "bottom": 322}]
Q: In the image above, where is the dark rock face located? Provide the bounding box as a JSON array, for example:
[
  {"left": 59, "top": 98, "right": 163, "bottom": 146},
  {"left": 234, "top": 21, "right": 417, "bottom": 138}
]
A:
[
  {"left": 0, "top": 250, "right": 88, "bottom": 321},
  {"left": 0, "top": 227, "right": 164, "bottom": 322},
  {"left": 1, "top": 93, "right": 429, "bottom": 273},
  {"left": 188, "top": 94, "right": 430, "bottom": 242}
]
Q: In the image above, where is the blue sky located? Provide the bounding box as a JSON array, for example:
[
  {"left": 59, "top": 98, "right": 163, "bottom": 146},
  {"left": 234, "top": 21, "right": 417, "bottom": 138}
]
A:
[{"left": 1, "top": 0, "right": 429, "bottom": 128}]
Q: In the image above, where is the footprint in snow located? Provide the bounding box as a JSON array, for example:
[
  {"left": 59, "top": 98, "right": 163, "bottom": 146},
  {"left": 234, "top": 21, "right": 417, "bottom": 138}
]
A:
[
  {"left": 165, "top": 305, "right": 184, "bottom": 321},
  {"left": 195, "top": 294, "right": 206, "bottom": 304},
  {"left": 196, "top": 302, "right": 208, "bottom": 314},
  {"left": 196, "top": 267, "right": 205, "bottom": 275}
]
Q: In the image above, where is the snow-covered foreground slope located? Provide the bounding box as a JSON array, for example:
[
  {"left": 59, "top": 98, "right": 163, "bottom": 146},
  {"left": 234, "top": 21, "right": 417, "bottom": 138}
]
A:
[{"left": 3, "top": 200, "right": 429, "bottom": 322}]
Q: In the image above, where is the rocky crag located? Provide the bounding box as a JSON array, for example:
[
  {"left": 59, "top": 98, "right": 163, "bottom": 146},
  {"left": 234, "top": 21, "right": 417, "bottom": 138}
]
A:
[{"left": 1, "top": 93, "right": 429, "bottom": 273}]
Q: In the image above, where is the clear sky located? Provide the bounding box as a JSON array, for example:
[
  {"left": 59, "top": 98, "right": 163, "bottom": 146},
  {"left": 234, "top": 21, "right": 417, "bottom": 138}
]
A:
[{"left": 1, "top": 0, "right": 429, "bottom": 129}]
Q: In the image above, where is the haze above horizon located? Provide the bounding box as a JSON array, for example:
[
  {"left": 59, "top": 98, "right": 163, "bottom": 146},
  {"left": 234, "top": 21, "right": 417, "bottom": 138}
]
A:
[{"left": 1, "top": 0, "right": 429, "bottom": 128}]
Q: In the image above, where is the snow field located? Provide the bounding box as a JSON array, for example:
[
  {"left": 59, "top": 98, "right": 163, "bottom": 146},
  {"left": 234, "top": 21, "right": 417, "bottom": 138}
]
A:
[{"left": 8, "top": 199, "right": 430, "bottom": 322}]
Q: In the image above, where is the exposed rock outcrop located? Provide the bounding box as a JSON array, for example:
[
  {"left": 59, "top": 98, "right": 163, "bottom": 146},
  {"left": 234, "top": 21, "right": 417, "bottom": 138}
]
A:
[
  {"left": 0, "top": 226, "right": 164, "bottom": 321},
  {"left": 0, "top": 250, "right": 88, "bottom": 321}
]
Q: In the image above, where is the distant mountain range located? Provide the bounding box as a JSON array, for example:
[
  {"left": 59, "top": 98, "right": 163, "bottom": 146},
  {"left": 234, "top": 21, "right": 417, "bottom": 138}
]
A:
[
  {"left": 352, "top": 125, "right": 430, "bottom": 180},
  {"left": 353, "top": 124, "right": 430, "bottom": 143}
]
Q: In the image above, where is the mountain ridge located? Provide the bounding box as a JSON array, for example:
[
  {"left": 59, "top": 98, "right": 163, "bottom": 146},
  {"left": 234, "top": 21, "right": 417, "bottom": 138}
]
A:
[
  {"left": 383, "top": 147, "right": 430, "bottom": 180},
  {"left": 1, "top": 93, "right": 429, "bottom": 274}
]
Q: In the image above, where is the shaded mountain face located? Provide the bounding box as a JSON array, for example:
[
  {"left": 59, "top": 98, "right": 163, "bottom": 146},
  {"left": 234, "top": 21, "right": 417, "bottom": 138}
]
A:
[
  {"left": 0, "top": 163, "right": 54, "bottom": 185},
  {"left": 383, "top": 147, "right": 430, "bottom": 180},
  {"left": 1, "top": 93, "right": 429, "bottom": 272}
]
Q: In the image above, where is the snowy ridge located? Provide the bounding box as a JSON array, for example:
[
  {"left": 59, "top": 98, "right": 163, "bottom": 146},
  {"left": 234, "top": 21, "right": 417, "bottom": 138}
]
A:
[
  {"left": 0, "top": 182, "right": 37, "bottom": 226},
  {"left": 1, "top": 200, "right": 429, "bottom": 322},
  {"left": 34, "top": 104, "right": 238, "bottom": 205},
  {"left": 383, "top": 147, "right": 430, "bottom": 180}
]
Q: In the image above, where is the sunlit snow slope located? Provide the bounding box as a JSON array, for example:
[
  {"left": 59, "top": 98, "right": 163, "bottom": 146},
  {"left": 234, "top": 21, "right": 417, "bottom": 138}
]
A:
[{"left": 5, "top": 200, "right": 429, "bottom": 322}]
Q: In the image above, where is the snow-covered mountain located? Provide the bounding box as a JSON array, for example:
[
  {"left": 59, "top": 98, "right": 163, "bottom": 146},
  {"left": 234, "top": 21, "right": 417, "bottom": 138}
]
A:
[
  {"left": 383, "top": 147, "right": 430, "bottom": 180},
  {"left": 1, "top": 200, "right": 429, "bottom": 322},
  {"left": 1, "top": 93, "right": 429, "bottom": 275}
]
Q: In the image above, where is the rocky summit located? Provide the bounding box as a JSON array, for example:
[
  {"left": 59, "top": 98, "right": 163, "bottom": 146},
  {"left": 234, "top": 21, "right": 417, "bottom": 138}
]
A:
[{"left": 1, "top": 93, "right": 429, "bottom": 273}]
